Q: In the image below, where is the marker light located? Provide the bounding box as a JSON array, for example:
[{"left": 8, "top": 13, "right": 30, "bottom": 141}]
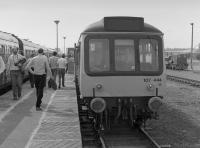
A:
[
  {"left": 148, "top": 97, "right": 162, "bottom": 112},
  {"left": 90, "top": 98, "right": 106, "bottom": 113}
]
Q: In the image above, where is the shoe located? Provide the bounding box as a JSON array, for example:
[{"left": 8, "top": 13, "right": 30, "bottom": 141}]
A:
[
  {"left": 36, "top": 107, "right": 42, "bottom": 111},
  {"left": 62, "top": 85, "right": 65, "bottom": 87},
  {"left": 58, "top": 86, "right": 61, "bottom": 89}
]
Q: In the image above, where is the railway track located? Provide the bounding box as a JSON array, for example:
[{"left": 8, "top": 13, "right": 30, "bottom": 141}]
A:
[
  {"left": 78, "top": 96, "right": 166, "bottom": 148},
  {"left": 166, "top": 74, "right": 200, "bottom": 87},
  {"left": 76, "top": 79, "right": 166, "bottom": 148},
  {"left": 79, "top": 107, "right": 163, "bottom": 148},
  {"left": 99, "top": 122, "right": 162, "bottom": 148}
]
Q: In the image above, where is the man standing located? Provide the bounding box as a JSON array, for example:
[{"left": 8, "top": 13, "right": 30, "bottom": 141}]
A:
[
  {"left": 27, "top": 48, "right": 52, "bottom": 111},
  {"left": 7, "top": 48, "right": 26, "bottom": 100},
  {"left": 57, "top": 54, "right": 68, "bottom": 89},
  {"left": 0, "top": 55, "right": 5, "bottom": 74},
  {"left": 49, "top": 51, "right": 58, "bottom": 85}
]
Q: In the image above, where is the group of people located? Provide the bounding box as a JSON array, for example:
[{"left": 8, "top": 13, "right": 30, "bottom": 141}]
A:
[
  {"left": 0, "top": 48, "right": 68, "bottom": 111},
  {"left": 49, "top": 51, "right": 68, "bottom": 89}
]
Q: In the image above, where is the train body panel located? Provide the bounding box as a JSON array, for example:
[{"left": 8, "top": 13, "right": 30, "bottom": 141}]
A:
[
  {"left": 78, "top": 33, "right": 165, "bottom": 97},
  {"left": 0, "top": 31, "right": 19, "bottom": 58},
  {"left": 80, "top": 73, "right": 165, "bottom": 97},
  {"left": 0, "top": 31, "right": 20, "bottom": 89}
]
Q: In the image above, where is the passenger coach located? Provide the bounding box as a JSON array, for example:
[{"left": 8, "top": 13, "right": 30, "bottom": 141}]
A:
[
  {"left": 75, "top": 17, "right": 165, "bottom": 128},
  {"left": 0, "top": 31, "right": 52, "bottom": 94}
]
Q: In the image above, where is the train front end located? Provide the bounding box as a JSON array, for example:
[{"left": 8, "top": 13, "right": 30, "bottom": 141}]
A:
[{"left": 75, "top": 17, "right": 165, "bottom": 128}]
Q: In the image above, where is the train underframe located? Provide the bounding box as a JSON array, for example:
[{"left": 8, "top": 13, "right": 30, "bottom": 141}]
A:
[{"left": 78, "top": 95, "right": 160, "bottom": 130}]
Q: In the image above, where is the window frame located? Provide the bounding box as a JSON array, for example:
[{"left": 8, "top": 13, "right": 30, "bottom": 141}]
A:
[
  {"left": 88, "top": 39, "right": 110, "bottom": 72},
  {"left": 139, "top": 38, "right": 160, "bottom": 72},
  {"left": 84, "top": 34, "right": 163, "bottom": 76}
]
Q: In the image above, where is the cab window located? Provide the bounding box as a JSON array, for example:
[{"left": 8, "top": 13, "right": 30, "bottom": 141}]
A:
[
  {"left": 139, "top": 39, "right": 159, "bottom": 71},
  {"left": 89, "top": 39, "right": 110, "bottom": 72},
  {"left": 115, "top": 39, "right": 135, "bottom": 71}
]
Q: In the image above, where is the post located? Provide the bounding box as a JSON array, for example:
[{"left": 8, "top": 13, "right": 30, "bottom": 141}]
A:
[
  {"left": 54, "top": 20, "right": 60, "bottom": 52},
  {"left": 190, "top": 23, "right": 194, "bottom": 70},
  {"left": 63, "top": 36, "right": 66, "bottom": 54}
]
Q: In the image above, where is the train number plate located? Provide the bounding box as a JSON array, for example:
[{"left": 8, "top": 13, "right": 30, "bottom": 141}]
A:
[{"left": 144, "top": 78, "right": 162, "bottom": 82}]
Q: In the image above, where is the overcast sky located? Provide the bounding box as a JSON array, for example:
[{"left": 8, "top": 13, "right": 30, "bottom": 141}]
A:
[{"left": 0, "top": 0, "right": 200, "bottom": 51}]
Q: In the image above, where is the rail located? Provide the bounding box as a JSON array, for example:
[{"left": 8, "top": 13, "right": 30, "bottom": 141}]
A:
[
  {"left": 99, "top": 134, "right": 107, "bottom": 148},
  {"left": 97, "top": 125, "right": 164, "bottom": 148},
  {"left": 166, "top": 74, "right": 200, "bottom": 87},
  {"left": 139, "top": 127, "right": 161, "bottom": 148}
]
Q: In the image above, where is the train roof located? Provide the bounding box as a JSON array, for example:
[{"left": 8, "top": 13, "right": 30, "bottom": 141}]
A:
[
  {"left": 0, "top": 31, "right": 18, "bottom": 43},
  {"left": 0, "top": 30, "right": 52, "bottom": 51},
  {"left": 22, "top": 39, "right": 42, "bottom": 49},
  {"left": 83, "top": 17, "right": 163, "bottom": 34},
  {"left": 46, "top": 48, "right": 54, "bottom": 53},
  {"left": 21, "top": 40, "right": 49, "bottom": 51}
]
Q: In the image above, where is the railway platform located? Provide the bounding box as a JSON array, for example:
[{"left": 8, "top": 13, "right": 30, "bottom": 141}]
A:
[{"left": 0, "top": 74, "right": 82, "bottom": 148}]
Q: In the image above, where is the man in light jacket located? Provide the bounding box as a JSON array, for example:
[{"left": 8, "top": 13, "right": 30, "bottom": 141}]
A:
[
  {"left": 7, "top": 48, "right": 26, "bottom": 100},
  {"left": 49, "top": 51, "right": 59, "bottom": 85},
  {"left": 57, "top": 54, "right": 68, "bottom": 89},
  {"left": 27, "top": 48, "right": 53, "bottom": 111}
]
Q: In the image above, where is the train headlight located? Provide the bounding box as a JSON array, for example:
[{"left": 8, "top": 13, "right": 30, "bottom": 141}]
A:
[
  {"left": 146, "top": 83, "right": 154, "bottom": 91},
  {"left": 148, "top": 96, "right": 162, "bottom": 112},
  {"left": 90, "top": 98, "right": 106, "bottom": 113}
]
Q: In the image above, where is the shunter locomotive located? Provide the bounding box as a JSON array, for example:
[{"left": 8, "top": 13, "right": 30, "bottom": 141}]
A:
[{"left": 75, "top": 17, "right": 165, "bottom": 129}]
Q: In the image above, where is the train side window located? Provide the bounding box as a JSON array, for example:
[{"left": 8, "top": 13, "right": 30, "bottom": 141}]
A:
[
  {"left": 0, "top": 45, "right": 3, "bottom": 54},
  {"left": 9, "top": 46, "right": 12, "bottom": 54},
  {"left": 5, "top": 46, "right": 7, "bottom": 54},
  {"left": 1, "top": 45, "right": 5, "bottom": 54},
  {"left": 4, "top": 46, "right": 7, "bottom": 54},
  {"left": 139, "top": 39, "right": 159, "bottom": 71},
  {"left": 114, "top": 39, "right": 135, "bottom": 71},
  {"left": 7, "top": 47, "right": 12, "bottom": 54},
  {"left": 89, "top": 39, "right": 110, "bottom": 72},
  {"left": 5, "top": 46, "right": 8, "bottom": 54}
]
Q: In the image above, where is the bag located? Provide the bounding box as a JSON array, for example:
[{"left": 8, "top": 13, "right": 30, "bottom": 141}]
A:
[
  {"left": 48, "top": 78, "right": 57, "bottom": 90},
  {"left": 18, "top": 64, "right": 25, "bottom": 74},
  {"left": 17, "top": 58, "right": 26, "bottom": 74}
]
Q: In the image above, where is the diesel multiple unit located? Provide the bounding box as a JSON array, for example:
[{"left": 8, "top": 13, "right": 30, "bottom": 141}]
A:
[{"left": 75, "top": 17, "right": 165, "bottom": 129}]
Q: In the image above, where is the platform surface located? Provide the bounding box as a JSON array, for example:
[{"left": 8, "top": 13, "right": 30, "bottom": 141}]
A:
[
  {"left": 0, "top": 75, "right": 82, "bottom": 148},
  {"left": 26, "top": 78, "right": 82, "bottom": 148}
]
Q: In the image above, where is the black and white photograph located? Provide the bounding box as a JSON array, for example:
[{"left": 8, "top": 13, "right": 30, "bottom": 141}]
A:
[{"left": 0, "top": 0, "right": 200, "bottom": 147}]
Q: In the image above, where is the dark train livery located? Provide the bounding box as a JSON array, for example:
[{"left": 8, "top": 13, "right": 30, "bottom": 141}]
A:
[
  {"left": 75, "top": 17, "right": 165, "bottom": 129},
  {"left": 0, "top": 31, "right": 53, "bottom": 93}
]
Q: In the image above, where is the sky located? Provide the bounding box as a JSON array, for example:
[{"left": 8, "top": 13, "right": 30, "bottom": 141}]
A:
[{"left": 0, "top": 0, "right": 200, "bottom": 52}]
